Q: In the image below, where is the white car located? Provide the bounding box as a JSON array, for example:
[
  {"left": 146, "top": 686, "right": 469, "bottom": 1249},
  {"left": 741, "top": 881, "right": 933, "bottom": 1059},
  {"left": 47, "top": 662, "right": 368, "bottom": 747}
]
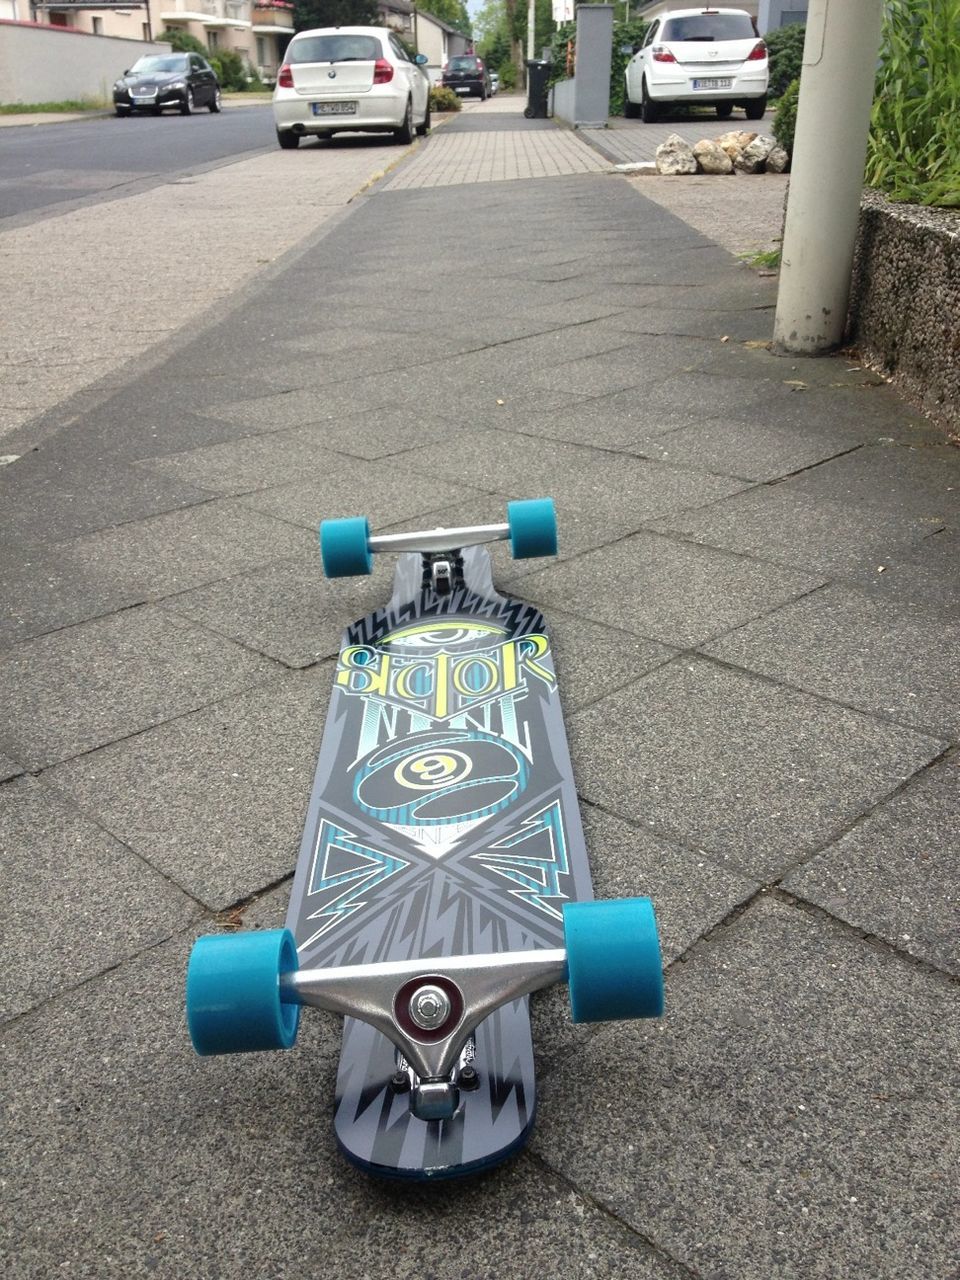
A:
[
  {"left": 273, "top": 26, "right": 431, "bottom": 150},
  {"left": 624, "top": 7, "right": 769, "bottom": 123},
  {"left": 490, "top": 72, "right": 500, "bottom": 95}
]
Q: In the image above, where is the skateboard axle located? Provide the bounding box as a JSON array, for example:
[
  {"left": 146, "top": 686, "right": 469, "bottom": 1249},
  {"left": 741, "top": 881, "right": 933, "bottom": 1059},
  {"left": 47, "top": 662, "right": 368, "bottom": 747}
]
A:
[{"left": 369, "top": 522, "right": 510, "bottom": 556}]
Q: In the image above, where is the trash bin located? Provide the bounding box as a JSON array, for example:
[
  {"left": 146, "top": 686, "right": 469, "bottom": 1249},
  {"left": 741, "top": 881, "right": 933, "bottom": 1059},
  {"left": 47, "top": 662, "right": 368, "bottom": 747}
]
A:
[{"left": 524, "top": 60, "right": 551, "bottom": 119}]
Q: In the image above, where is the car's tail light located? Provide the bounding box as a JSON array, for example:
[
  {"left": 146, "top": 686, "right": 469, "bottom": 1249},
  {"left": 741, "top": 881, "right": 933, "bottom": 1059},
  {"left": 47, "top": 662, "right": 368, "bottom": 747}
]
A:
[
  {"left": 277, "top": 63, "right": 293, "bottom": 88},
  {"left": 652, "top": 46, "right": 677, "bottom": 63},
  {"left": 746, "top": 40, "right": 767, "bottom": 60},
  {"left": 373, "top": 58, "right": 394, "bottom": 84}
]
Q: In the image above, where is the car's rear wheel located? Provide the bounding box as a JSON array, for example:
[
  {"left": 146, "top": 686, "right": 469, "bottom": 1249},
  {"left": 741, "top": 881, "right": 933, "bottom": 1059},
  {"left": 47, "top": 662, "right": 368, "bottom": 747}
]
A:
[
  {"left": 623, "top": 79, "right": 639, "bottom": 118},
  {"left": 416, "top": 96, "right": 431, "bottom": 137},
  {"left": 394, "top": 98, "right": 415, "bottom": 145},
  {"left": 277, "top": 128, "right": 300, "bottom": 150},
  {"left": 744, "top": 96, "right": 767, "bottom": 120},
  {"left": 716, "top": 102, "right": 733, "bottom": 120},
  {"left": 209, "top": 87, "right": 222, "bottom": 114},
  {"left": 180, "top": 89, "right": 194, "bottom": 116},
  {"left": 641, "top": 78, "right": 659, "bottom": 123}
]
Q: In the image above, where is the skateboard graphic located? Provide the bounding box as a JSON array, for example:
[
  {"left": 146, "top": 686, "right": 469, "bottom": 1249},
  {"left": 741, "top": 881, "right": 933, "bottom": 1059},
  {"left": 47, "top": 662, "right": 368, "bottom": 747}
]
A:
[{"left": 187, "top": 499, "right": 664, "bottom": 1179}]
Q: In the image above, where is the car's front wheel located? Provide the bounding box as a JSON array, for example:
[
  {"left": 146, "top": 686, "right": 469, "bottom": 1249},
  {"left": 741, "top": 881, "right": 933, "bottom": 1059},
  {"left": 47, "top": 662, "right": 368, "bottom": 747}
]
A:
[
  {"left": 277, "top": 128, "right": 300, "bottom": 150},
  {"left": 744, "top": 96, "right": 767, "bottom": 120},
  {"left": 394, "top": 98, "right": 415, "bottom": 145},
  {"left": 180, "top": 89, "right": 195, "bottom": 116},
  {"left": 209, "top": 87, "right": 222, "bottom": 114}
]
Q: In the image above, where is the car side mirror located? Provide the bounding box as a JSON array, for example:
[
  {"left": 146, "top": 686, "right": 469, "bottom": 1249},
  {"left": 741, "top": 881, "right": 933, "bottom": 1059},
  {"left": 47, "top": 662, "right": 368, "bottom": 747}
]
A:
[{"left": 415, "top": 53, "right": 428, "bottom": 66}]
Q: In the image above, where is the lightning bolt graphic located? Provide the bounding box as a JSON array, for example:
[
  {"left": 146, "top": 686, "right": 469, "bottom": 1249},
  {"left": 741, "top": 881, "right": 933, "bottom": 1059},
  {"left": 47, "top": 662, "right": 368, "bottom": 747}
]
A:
[
  {"left": 473, "top": 801, "right": 570, "bottom": 921},
  {"left": 301, "top": 820, "right": 409, "bottom": 952}
]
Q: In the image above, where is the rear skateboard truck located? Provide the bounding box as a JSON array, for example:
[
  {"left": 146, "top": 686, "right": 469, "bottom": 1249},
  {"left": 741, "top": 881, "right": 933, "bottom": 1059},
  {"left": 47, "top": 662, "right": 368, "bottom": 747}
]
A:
[
  {"left": 319, "top": 497, "right": 558, "bottom": 590},
  {"left": 186, "top": 897, "right": 664, "bottom": 1122}
]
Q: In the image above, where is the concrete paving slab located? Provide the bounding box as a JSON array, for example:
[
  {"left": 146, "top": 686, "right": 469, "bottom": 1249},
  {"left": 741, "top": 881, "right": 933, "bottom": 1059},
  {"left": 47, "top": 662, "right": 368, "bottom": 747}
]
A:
[
  {"left": 0, "top": 501, "right": 310, "bottom": 648},
  {"left": 398, "top": 431, "right": 749, "bottom": 526},
  {"left": 533, "top": 895, "right": 960, "bottom": 1280},
  {"left": 783, "top": 756, "right": 959, "bottom": 976},
  {"left": 847, "top": 528, "right": 960, "bottom": 615},
  {"left": 0, "top": 448, "right": 211, "bottom": 545},
  {"left": 704, "top": 585, "right": 960, "bottom": 738},
  {"left": 543, "top": 607, "right": 676, "bottom": 712},
  {"left": 2, "top": 933, "right": 692, "bottom": 1280},
  {"left": 0, "top": 776, "right": 199, "bottom": 1019},
  {"left": 234, "top": 458, "right": 488, "bottom": 533},
  {"left": 0, "top": 606, "right": 280, "bottom": 770},
  {"left": 162, "top": 552, "right": 392, "bottom": 670},
  {"left": 514, "top": 531, "right": 824, "bottom": 649},
  {"left": 781, "top": 442, "right": 960, "bottom": 523},
  {"left": 46, "top": 668, "right": 332, "bottom": 909},
  {"left": 647, "top": 486, "right": 942, "bottom": 578},
  {"left": 0, "top": 752, "right": 22, "bottom": 782},
  {"left": 568, "top": 657, "right": 945, "bottom": 880},
  {"left": 633, "top": 417, "right": 862, "bottom": 483}
]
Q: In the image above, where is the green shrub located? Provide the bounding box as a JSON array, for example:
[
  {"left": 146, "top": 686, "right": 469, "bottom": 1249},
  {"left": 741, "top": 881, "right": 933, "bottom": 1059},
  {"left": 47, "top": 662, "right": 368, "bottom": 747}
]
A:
[
  {"left": 772, "top": 76, "right": 799, "bottom": 156},
  {"left": 208, "top": 49, "right": 248, "bottom": 92},
  {"left": 496, "top": 62, "right": 517, "bottom": 91},
  {"left": 865, "top": 0, "right": 960, "bottom": 207},
  {"left": 161, "top": 28, "right": 208, "bottom": 55},
  {"left": 765, "top": 21, "right": 805, "bottom": 99},
  {"left": 429, "top": 85, "right": 462, "bottom": 113}
]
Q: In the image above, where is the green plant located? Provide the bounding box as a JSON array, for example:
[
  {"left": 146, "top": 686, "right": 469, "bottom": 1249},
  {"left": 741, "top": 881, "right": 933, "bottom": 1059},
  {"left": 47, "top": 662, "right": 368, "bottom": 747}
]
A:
[
  {"left": 865, "top": 0, "right": 960, "bottom": 207},
  {"left": 496, "top": 61, "right": 517, "bottom": 91},
  {"left": 741, "top": 246, "right": 782, "bottom": 269},
  {"left": 209, "top": 49, "right": 248, "bottom": 92},
  {"left": 764, "top": 21, "right": 805, "bottom": 99},
  {"left": 161, "top": 28, "right": 208, "bottom": 56},
  {"left": 0, "top": 98, "right": 107, "bottom": 113},
  {"left": 772, "top": 76, "right": 799, "bottom": 156},
  {"left": 429, "top": 85, "right": 462, "bottom": 113}
]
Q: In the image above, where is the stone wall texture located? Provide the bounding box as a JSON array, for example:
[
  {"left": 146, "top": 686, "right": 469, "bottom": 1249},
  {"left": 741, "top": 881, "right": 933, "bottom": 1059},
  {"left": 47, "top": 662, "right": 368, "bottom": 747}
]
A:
[{"left": 848, "top": 191, "right": 960, "bottom": 432}]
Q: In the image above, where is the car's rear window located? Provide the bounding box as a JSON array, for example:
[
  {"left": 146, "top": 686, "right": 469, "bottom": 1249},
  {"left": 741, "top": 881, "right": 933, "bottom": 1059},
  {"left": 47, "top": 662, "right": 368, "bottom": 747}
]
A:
[
  {"left": 448, "top": 57, "right": 480, "bottom": 71},
  {"left": 661, "top": 14, "right": 757, "bottom": 40},
  {"left": 288, "top": 34, "right": 383, "bottom": 64}
]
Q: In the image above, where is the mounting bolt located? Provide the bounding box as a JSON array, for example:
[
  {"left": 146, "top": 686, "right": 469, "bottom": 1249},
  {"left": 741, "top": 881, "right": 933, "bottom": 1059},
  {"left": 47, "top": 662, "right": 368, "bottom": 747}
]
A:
[
  {"left": 409, "top": 983, "right": 452, "bottom": 1031},
  {"left": 459, "top": 1064, "right": 479, "bottom": 1090},
  {"left": 390, "top": 1070, "right": 411, "bottom": 1093}
]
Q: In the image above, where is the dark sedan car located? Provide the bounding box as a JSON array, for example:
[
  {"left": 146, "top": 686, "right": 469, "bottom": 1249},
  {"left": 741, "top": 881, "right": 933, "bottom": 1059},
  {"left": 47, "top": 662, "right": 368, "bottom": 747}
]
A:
[
  {"left": 113, "top": 54, "right": 222, "bottom": 116},
  {"left": 441, "top": 54, "right": 491, "bottom": 100}
]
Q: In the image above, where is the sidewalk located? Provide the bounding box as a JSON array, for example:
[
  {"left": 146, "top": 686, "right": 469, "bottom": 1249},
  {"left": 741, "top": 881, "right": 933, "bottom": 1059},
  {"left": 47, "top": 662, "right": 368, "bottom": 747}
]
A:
[{"left": 2, "top": 98, "right": 958, "bottom": 1280}]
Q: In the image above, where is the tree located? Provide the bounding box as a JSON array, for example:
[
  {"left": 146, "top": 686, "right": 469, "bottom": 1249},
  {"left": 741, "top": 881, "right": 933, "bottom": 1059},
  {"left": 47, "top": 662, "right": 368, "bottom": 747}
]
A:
[{"left": 293, "top": 0, "right": 377, "bottom": 32}]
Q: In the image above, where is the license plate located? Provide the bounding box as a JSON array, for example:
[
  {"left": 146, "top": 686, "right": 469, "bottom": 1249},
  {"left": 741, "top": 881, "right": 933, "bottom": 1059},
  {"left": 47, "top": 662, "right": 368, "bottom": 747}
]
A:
[
  {"left": 312, "top": 101, "right": 357, "bottom": 116},
  {"left": 692, "top": 78, "right": 733, "bottom": 90},
  {"left": 455, "top": 87, "right": 470, "bottom": 95},
  {"left": 133, "top": 92, "right": 156, "bottom": 99}
]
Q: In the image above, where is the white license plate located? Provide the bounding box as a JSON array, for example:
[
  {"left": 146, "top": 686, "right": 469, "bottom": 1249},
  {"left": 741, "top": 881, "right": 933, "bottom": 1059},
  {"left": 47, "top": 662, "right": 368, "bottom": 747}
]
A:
[
  {"left": 692, "top": 78, "right": 733, "bottom": 90},
  {"left": 455, "top": 87, "right": 470, "bottom": 95},
  {"left": 312, "top": 101, "right": 357, "bottom": 116}
]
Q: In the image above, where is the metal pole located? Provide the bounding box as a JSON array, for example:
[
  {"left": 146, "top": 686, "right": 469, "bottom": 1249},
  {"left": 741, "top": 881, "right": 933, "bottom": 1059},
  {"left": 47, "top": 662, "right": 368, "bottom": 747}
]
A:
[
  {"left": 527, "top": 0, "right": 535, "bottom": 62},
  {"left": 772, "top": 0, "right": 884, "bottom": 354}
]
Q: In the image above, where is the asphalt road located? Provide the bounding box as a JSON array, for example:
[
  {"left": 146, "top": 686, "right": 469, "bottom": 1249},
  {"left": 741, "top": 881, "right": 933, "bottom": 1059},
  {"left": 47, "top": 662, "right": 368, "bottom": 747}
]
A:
[{"left": 0, "top": 104, "right": 276, "bottom": 224}]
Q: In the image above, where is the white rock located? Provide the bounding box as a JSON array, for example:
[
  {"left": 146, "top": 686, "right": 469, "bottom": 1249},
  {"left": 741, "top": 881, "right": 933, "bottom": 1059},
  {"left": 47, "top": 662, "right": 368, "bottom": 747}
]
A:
[
  {"left": 766, "top": 144, "right": 790, "bottom": 173},
  {"left": 655, "top": 133, "right": 698, "bottom": 175},
  {"left": 692, "top": 139, "right": 734, "bottom": 174}
]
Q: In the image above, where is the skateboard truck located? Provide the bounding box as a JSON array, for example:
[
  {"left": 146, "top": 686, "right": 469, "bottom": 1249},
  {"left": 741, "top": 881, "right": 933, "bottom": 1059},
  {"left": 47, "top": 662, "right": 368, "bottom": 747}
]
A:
[
  {"left": 187, "top": 898, "right": 664, "bottom": 1123},
  {"left": 282, "top": 947, "right": 569, "bottom": 1120}
]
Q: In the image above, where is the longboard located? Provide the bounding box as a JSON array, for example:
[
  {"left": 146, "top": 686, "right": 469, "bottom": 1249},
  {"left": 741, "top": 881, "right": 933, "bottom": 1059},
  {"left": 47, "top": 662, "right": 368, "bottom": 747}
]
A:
[{"left": 186, "top": 501, "right": 664, "bottom": 1181}]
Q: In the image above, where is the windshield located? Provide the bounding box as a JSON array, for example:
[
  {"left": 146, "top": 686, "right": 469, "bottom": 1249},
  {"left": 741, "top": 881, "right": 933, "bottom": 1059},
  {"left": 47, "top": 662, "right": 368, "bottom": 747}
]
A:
[
  {"left": 661, "top": 15, "right": 757, "bottom": 40},
  {"left": 130, "top": 55, "right": 189, "bottom": 74},
  {"left": 448, "top": 57, "right": 480, "bottom": 71},
  {"left": 288, "top": 34, "right": 382, "bottom": 63}
]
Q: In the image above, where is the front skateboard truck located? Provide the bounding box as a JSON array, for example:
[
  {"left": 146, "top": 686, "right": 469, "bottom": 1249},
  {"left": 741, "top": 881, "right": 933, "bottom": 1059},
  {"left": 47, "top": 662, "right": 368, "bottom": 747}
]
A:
[
  {"left": 318, "top": 498, "right": 558, "bottom": 586},
  {"left": 186, "top": 897, "right": 664, "bottom": 1122}
]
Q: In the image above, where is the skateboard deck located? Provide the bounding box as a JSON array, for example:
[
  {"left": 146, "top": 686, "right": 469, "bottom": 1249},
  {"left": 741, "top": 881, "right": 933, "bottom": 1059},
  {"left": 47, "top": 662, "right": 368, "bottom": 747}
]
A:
[
  {"left": 286, "top": 545, "right": 593, "bottom": 1178},
  {"left": 186, "top": 502, "right": 663, "bottom": 1183}
]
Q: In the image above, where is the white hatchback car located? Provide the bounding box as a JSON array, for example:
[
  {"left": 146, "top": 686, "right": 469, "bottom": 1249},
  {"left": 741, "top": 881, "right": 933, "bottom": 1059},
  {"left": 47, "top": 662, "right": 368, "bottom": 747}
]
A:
[
  {"left": 625, "top": 7, "right": 769, "bottom": 123},
  {"left": 273, "top": 26, "right": 431, "bottom": 150}
]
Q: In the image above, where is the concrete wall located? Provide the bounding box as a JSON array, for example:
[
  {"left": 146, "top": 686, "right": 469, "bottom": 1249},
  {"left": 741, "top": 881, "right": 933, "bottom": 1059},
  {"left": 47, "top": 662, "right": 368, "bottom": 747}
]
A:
[
  {"left": 848, "top": 192, "right": 960, "bottom": 430},
  {"left": 552, "top": 76, "right": 575, "bottom": 123},
  {"left": 757, "top": 1, "right": 809, "bottom": 33},
  {"left": 0, "top": 21, "right": 170, "bottom": 104}
]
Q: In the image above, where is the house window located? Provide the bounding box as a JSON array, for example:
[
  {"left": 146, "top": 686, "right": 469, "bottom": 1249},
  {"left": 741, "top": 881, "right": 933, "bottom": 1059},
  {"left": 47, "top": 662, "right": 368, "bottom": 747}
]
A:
[
  {"left": 256, "top": 37, "right": 266, "bottom": 65},
  {"left": 208, "top": 30, "right": 219, "bottom": 50},
  {"left": 92, "top": 16, "right": 103, "bottom": 34}
]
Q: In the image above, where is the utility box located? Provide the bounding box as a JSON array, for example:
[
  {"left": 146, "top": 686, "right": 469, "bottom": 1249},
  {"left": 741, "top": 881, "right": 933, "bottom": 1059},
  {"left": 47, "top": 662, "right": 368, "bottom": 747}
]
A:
[{"left": 572, "top": 3, "right": 614, "bottom": 128}]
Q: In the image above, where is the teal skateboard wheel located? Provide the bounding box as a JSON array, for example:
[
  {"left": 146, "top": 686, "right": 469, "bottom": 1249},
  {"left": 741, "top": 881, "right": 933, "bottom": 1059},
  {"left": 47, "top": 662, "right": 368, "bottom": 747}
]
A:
[
  {"left": 320, "top": 516, "right": 373, "bottom": 578},
  {"left": 186, "top": 928, "right": 300, "bottom": 1055},
  {"left": 507, "top": 498, "right": 558, "bottom": 559},
  {"left": 563, "top": 898, "right": 664, "bottom": 1023}
]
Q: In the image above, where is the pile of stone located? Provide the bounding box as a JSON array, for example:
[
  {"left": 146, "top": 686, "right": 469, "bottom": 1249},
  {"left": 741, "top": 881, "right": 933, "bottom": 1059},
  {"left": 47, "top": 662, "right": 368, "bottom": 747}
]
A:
[{"left": 655, "top": 131, "right": 789, "bottom": 176}]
